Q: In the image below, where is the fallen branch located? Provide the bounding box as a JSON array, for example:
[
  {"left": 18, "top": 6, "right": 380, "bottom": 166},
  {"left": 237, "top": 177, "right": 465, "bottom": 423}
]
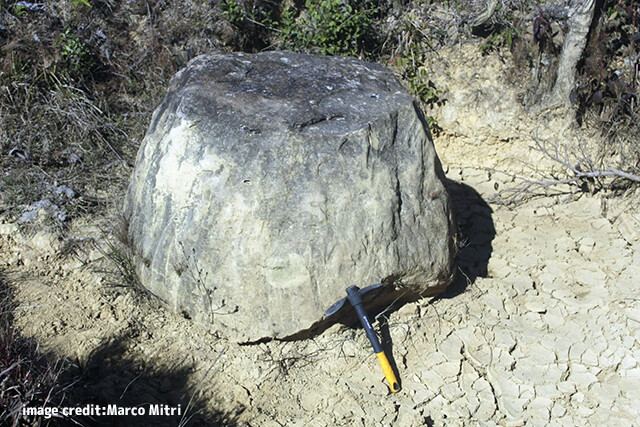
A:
[
  {"left": 491, "top": 137, "right": 640, "bottom": 206},
  {"left": 532, "top": 137, "right": 640, "bottom": 183}
]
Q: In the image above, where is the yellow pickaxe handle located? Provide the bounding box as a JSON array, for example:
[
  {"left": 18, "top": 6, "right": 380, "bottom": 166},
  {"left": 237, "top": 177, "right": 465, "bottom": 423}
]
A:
[
  {"left": 376, "top": 351, "right": 401, "bottom": 393},
  {"left": 346, "top": 286, "right": 401, "bottom": 393}
]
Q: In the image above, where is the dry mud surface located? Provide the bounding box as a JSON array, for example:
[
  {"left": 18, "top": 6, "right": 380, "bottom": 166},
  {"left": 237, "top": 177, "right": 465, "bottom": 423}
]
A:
[{"left": 2, "top": 44, "right": 640, "bottom": 426}]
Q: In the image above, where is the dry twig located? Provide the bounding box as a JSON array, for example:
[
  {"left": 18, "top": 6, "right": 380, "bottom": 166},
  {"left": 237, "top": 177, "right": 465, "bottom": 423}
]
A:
[{"left": 492, "top": 137, "right": 640, "bottom": 206}]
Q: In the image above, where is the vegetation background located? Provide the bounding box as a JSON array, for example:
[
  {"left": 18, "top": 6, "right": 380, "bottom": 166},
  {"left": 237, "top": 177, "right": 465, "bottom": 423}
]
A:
[{"left": 1, "top": 0, "right": 638, "bottom": 425}]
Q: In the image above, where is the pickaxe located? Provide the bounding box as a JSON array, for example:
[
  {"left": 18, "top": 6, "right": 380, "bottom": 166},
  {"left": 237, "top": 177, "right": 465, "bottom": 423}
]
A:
[{"left": 324, "top": 284, "right": 401, "bottom": 393}]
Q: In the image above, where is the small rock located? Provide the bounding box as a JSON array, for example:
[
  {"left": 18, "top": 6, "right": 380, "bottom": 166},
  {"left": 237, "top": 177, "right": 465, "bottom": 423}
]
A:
[
  {"left": 488, "top": 256, "right": 512, "bottom": 278},
  {"left": 493, "top": 328, "right": 516, "bottom": 351},
  {"left": 395, "top": 407, "right": 423, "bottom": 427},
  {"left": 542, "top": 306, "right": 566, "bottom": 329},
  {"left": 474, "top": 391, "right": 497, "bottom": 421},
  {"left": 568, "top": 368, "right": 599, "bottom": 388},
  {"left": 528, "top": 343, "right": 557, "bottom": 365},
  {"left": 557, "top": 381, "right": 576, "bottom": 394},
  {"left": 440, "top": 382, "right": 464, "bottom": 401},
  {"left": 411, "top": 388, "right": 436, "bottom": 407},
  {"left": 620, "top": 354, "right": 637, "bottom": 370},
  {"left": 500, "top": 396, "right": 529, "bottom": 420},
  {"left": 535, "top": 384, "right": 561, "bottom": 399},
  {"left": 527, "top": 397, "right": 552, "bottom": 423},
  {"left": 623, "top": 368, "right": 640, "bottom": 379},
  {"left": 581, "top": 348, "right": 600, "bottom": 366},
  {"left": 504, "top": 417, "right": 525, "bottom": 427},
  {"left": 577, "top": 237, "right": 596, "bottom": 256},
  {"left": 574, "top": 406, "right": 595, "bottom": 418},
  {"left": 419, "top": 369, "right": 445, "bottom": 392},
  {"left": 54, "top": 184, "right": 76, "bottom": 199},
  {"left": 489, "top": 367, "right": 520, "bottom": 398},
  {"left": 571, "top": 391, "right": 585, "bottom": 404}
]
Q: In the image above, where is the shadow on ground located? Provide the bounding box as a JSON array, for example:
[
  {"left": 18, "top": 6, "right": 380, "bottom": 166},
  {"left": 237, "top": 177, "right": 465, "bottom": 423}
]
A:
[
  {"left": 0, "top": 273, "right": 239, "bottom": 427},
  {"left": 297, "top": 179, "right": 495, "bottom": 391},
  {"left": 64, "top": 332, "right": 240, "bottom": 427},
  {"left": 438, "top": 179, "right": 496, "bottom": 299}
]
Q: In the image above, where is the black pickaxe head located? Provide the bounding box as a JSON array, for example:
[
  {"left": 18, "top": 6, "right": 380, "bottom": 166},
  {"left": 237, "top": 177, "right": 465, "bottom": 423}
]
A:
[
  {"left": 324, "top": 283, "right": 401, "bottom": 393},
  {"left": 323, "top": 283, "right": 384, "bottom": 318}
]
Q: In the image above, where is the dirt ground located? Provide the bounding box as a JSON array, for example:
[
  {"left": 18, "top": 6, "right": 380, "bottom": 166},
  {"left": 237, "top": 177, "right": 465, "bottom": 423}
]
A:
[{"left": 2, "top": 44, "right": 639, "bottom": 426}]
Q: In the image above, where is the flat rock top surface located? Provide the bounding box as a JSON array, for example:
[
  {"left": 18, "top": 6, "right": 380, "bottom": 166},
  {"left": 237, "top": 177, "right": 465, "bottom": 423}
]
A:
[{"left": 157, "top": 51, "right": 412, "bottom": 135}]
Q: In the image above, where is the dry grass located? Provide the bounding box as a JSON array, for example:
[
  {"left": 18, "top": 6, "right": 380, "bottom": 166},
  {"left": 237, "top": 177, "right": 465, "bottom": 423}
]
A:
[{"left": 0, "top": 0, "right": 231, "bottom": 230}]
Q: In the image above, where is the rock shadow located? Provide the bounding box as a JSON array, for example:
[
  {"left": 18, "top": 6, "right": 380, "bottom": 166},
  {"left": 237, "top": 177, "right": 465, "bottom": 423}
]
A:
[
  {"left": 438, "top": 178, "right": 496, "bottom": 299},
  {"left": 63, "top": 333, "right": 240, "bottom": 427}
]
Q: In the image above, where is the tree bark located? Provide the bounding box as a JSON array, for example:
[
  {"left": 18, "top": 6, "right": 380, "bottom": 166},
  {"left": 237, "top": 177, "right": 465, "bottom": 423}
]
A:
[{"left": 548, "top": 0, "right": 596, "bottom": 109}]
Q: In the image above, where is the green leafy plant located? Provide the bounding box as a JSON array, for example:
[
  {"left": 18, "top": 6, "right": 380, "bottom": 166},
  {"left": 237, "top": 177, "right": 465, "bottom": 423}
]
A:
[
  {"left": 278, "top": 0, "right": 378, "bottom": 57},
  {"left": 11, "top": 4, "right": 27, "bottom": 16},
  {"left": 221, "top": 0, "right": 245, "bottom": 26},
  {"left": 58, "top": 27, "right": 93, "bottom": 72},
  {"left": 392, "top": 51, "right": 442, "bottom": 133},
  {"left": 395, "top": 56, "right": 441, "bottom": 105}
]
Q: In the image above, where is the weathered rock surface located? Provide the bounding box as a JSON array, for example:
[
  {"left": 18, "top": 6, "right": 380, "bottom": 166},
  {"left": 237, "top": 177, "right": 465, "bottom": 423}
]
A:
[{"left": 124, "top": 50, "right": 456, "bottom": 341}]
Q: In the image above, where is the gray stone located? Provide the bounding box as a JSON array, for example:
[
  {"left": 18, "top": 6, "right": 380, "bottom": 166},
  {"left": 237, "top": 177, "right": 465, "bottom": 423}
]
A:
[{"left": 124, "top": 51, "right": 456, "bottom": 341}]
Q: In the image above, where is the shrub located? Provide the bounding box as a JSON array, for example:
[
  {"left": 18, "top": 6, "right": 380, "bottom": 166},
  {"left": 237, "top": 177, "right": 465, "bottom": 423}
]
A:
[
  {"left": 278, "top": 0, "right": 379, "bottom": 57},
  {"left": 58, "top": 27, "right": 95, "bottom": 73}
]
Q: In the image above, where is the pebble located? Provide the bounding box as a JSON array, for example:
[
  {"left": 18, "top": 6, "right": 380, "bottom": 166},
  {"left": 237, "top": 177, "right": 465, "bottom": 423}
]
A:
[
  {"left": 419, "top": 369, "right": 445, "bottom": 392},
  {"left": 440, "top": 382, "right": 464, "bottom": 401},
  {"left": 581, "top": 348, "right": 600, "bottom": 366},
  {"left": 489, "top": 368, "right": 519, "bottom": 398},
  {"left": 535, "top": 383, "right": 561, "bottom": 399},
  {"left": 524, "top": 295, "right": 547, "bottom": 314},
  {"left": 620, "top": 354, "right": 637, "bottom": 370},
  {"left": 528, "top": 343, "right": 557, "bottom": 365},
  {"left": 474, "top": 392, "right": 497, "bottom": 421},
  {"left": 411, "top": 388, "right": 436, "bottom": 407},
  {"left": 568, "top": 366, "right": 599, "bottom": 388},
  {"left": 527, "top": 399, "right": 551, "bottom": 423},
  {"left": 493, "top": 328, "right": 516, "bottom": 350}
]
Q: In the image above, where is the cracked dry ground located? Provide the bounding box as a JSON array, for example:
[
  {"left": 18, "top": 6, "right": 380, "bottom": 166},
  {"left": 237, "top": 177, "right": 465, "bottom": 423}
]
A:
[
  {"left": 233, "top": 165, "right": 640, "bottom": 426},
  {"left": 3, "top": 154, "right": 639, "bottom": 426}
]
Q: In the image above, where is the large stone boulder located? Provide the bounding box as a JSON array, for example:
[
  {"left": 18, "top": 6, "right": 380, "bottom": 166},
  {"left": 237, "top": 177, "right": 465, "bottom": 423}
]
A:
[{"left": 124, "top": 51, "right": 456, "bottom": 341}]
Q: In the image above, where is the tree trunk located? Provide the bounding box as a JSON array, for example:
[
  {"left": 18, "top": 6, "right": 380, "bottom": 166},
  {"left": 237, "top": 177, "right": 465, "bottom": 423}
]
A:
[{"left": 548, "top": 0, "right": 597, "bottom": 109}]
